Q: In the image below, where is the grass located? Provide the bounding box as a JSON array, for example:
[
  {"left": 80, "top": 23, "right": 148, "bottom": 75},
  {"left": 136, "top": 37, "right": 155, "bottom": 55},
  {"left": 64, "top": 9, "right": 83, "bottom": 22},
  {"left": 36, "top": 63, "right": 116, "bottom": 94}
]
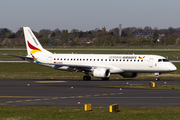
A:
[
  {"left": 0, "top": 62, "right": 180, "bottom": 79},
  {"left": 0, "top": 106, "right": 180, "bottom": 120},
  {"left": 1, "top": 50, "right": 180, "bottom": 60},
  {"left": 100, "top": 84, "right": 180, "bottom": 89}
]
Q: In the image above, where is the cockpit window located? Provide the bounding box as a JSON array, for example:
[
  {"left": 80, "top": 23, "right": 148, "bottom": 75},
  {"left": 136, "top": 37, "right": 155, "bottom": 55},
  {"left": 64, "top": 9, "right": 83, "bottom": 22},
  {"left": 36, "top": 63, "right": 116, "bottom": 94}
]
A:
[
  {"left": 158, "top": 59, "right": 169, "bottom": 62},
  {"left": 163, "top": 59, "right": 169, "bottom": 62},
  {"left": 158, "top": 59, "right": 162, "bottom": 62}
]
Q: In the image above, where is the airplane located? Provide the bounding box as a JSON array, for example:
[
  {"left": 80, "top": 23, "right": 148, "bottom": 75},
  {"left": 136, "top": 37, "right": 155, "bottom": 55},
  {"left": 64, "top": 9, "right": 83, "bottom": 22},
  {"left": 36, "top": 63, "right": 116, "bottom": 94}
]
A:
[{"left": 9, "top": 27, "right": 177, "bottom": 81}]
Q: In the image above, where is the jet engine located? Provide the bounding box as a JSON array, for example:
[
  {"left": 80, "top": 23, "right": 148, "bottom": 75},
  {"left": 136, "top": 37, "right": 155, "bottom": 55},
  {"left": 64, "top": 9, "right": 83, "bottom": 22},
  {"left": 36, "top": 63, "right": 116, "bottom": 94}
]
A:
[
  {"left": 119, "top": 73, "right": 138, "bottom": 78},
  {"left": 91, "top": 68, "right": 110, "bottom": 78}
]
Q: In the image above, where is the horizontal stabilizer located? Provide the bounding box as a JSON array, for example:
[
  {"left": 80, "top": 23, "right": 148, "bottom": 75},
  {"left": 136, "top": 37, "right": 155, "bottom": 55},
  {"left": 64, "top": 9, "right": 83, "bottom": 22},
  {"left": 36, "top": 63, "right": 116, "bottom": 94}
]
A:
[{"left": 5, "top": 54, "right": 34, "bottom": 62}]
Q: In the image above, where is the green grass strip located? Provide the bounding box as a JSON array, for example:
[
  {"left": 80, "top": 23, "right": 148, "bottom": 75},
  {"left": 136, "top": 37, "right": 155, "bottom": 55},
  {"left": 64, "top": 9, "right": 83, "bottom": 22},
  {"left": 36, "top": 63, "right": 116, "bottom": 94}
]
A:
[{"left": 0, "top": 106, "right": 180, "bottom": 120}]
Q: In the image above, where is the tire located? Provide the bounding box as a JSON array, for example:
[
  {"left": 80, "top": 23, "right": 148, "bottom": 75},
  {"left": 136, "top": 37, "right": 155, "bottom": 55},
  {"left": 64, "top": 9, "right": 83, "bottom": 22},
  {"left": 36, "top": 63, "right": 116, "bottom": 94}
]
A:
[
  {"left": 83, "top": 76, "right": 91, "bottom": 81},
  {"left": 155, "top": 77, "right": 160, "bottom": 81}
]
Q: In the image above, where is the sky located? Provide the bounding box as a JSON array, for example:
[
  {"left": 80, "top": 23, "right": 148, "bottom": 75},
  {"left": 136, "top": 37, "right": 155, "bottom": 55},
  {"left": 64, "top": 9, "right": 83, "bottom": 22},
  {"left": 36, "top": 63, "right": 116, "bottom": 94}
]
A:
[{"left": 0, "top": 0, "right": 180, "bottom": 32}]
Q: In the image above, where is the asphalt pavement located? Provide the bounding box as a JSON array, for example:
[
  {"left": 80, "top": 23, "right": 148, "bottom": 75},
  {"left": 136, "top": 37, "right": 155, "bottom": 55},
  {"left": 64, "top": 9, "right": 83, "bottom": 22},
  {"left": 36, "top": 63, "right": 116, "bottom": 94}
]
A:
[{"left": 0, "top": 79, "right": 180, "bottom": 107}]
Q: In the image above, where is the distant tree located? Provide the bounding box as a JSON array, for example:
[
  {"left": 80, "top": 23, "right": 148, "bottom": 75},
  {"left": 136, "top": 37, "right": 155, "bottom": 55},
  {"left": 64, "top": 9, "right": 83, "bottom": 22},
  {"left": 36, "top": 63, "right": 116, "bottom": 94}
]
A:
[
  {"left": 109, "top": 27, "right": 119, "bottom": 35},
  {"left": 68, "top": 34, "right": 75, "bottom": 39},
  {"left": 70, "top": 29, "right": 79, "bottom": 33},
  {"left": 168, "top": 27, "right": 176, "bottom": 34},
  {"left": 0, "top": 28, "right": 12, "bottom": 42},
  {"left": 136, "top": 27, "right": 143, "bottom": 32},
  {"left": 152, "top": 32, "right": 158, "bottom": 43},
  {"left": 78, "top": 31, "right": 84, "bottom": 38},
  {"left": 8, "top": 33, "right": 16, "bottom": 38},
  {"left": 15, "top": 28, "right": 23, "bottom": 38},
  {"left": 41, "top": 38, "right": 50, "bottom": 46},
  {"left": 0, "top": 28, "right": 12, "bottom": 35},
  {"left": 61, "top": 32, "right": 69, "bottom": 43},
  {"left": 158, "top": 29, "right": 168, "bottom": 35},
  {"left": 143, "top": 26, "right": 153, "bottom": 32},
  {"left": 121, "top": 28, "right": 134, "bottom": 37},
  {"left": 62, "top": 29, "right": 68, "bottom": 34},
  {"left": 53, "top": 28, "right": 61, "bottom": 36},
  {"left": 94, "top": 28, "right": 100, "bottom": 32},
  {"left": 2, "top": 38, "right": 11, "bottom": 46},
  {"left": 39, "top": 29, "right": 52, "bottom": 37},
  {"left": 51, "top": 32, "right": 56, "bottom": 37},
  {"left": 96, "top": 31, "right": 106, "bottom": 38}
]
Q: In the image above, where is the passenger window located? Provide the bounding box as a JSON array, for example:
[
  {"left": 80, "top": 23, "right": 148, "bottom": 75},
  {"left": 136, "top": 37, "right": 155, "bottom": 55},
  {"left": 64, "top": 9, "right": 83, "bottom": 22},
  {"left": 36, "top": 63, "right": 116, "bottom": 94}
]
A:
[
  {"left": 54, "top": 58, "right": 56, "bottom": 60},
  {"left": 101, "top": 59, "right": 103, "bottom": 61}
]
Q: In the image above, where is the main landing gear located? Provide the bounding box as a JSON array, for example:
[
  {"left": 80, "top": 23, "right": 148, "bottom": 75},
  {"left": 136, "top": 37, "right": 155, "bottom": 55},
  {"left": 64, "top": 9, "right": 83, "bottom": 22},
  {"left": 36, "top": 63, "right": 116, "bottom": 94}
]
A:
[
  {"left": 155, "top": 73, "right": 160, "bottom": 81},
  {"left": 83, "top": 75, "right": 91, "bottom": 81}
]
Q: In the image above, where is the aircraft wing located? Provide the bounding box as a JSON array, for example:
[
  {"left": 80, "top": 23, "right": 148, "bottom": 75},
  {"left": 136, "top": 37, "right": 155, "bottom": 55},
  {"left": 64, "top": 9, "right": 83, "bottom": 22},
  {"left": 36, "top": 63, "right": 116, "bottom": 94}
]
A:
[
  {"left": 45, "top": 63, "right": 93, "bottom": 70},
  {"left": 44, "top": 63, "right": 123, "bottom": 73}
]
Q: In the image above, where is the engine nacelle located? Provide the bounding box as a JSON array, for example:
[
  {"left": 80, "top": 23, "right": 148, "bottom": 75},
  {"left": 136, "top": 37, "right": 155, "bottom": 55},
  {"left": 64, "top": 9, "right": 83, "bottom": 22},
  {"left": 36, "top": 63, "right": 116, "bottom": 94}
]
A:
[
  {"left": 91, "top": 68, "right": 110, "bottom": 78},
  {"left": 119, "top": 73, "right": 138, "bottom": 78}
]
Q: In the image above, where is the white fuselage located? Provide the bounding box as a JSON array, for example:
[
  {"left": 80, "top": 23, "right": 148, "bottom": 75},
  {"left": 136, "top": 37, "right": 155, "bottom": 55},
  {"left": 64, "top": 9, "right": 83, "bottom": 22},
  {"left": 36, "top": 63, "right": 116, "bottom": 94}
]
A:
[{"left": 36, "top": 53, "right": 177, "bottom": 74}]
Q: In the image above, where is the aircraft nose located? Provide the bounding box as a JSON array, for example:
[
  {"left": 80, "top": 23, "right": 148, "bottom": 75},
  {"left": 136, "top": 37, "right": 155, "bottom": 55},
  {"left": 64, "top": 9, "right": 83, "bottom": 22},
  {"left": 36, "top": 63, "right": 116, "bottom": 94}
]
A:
[{"left": 169, "top": 64, "right": 177, "bottom": 71}]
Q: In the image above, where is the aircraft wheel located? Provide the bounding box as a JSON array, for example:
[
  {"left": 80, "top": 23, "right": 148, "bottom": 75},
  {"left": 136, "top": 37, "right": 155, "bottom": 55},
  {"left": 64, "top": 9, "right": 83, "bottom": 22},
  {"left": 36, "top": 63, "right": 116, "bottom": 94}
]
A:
[
  {"left": 155, "top": 77, "right": 160, "bottom": 81},
  {"left": 87, "top": 76, "right": 91, "bottom": 81},
  {"left": 83, "top": 76, "right": 91, "bottom": 81}
]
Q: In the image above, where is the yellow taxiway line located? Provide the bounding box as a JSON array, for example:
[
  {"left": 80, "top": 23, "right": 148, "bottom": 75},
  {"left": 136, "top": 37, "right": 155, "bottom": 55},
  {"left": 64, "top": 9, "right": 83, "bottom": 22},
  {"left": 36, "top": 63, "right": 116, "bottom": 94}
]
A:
[{"left": 35, "top": 81, "right": 67, "bottom": 83}]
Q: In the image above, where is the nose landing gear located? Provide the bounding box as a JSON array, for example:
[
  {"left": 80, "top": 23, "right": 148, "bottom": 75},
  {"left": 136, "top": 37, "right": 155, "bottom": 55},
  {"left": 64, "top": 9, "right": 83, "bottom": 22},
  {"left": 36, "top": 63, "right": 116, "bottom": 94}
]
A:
[
  {"left": 155, "top": 77, "right": 160, "bottom": 81},
  {"left": 155, "top": 73, "right": 161, "bottom": 81}
]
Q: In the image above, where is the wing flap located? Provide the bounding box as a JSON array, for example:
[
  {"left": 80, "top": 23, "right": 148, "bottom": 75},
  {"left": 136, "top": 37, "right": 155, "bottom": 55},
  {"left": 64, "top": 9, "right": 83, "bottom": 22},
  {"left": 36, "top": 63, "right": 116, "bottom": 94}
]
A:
[{"left": 46, "top": 63, "right": 93, "bottom": 69}]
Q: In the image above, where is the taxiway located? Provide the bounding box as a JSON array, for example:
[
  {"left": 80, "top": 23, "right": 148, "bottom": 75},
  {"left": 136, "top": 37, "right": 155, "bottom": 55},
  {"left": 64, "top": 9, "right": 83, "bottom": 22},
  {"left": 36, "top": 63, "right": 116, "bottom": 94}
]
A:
[{"left": 0, "top": 79, "right": 180, "bottom": 107}]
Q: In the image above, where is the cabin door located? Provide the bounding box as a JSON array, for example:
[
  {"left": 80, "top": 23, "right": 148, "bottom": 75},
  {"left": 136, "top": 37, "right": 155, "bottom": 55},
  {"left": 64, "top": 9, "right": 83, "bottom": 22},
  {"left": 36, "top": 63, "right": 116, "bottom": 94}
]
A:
[
  {"left": 149, "top": 58, "right": 153, "bottom": 67},
  {"left": 48, "top": 56, "right": 52, "bottom": 63}
]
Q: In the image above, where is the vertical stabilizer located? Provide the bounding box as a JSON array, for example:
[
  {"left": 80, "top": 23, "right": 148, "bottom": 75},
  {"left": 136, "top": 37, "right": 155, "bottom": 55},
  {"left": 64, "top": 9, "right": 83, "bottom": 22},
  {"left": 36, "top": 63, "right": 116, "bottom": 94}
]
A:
[{"left": 23, "top": 27, "right": 52, "bottom": 56}]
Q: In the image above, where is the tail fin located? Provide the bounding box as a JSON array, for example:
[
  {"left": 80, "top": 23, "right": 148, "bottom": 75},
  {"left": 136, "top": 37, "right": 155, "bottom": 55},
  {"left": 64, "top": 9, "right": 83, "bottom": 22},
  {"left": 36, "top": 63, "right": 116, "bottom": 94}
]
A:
[{"left": 23, "top": 27, "right": 52, "bottom": 56}]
